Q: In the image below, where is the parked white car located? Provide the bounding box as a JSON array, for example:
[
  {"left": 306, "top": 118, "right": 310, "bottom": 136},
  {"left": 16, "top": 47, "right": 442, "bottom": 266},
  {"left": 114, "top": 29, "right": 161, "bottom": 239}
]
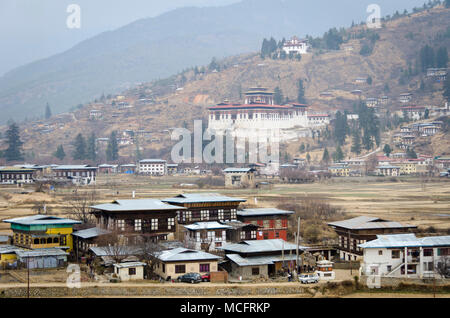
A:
[{"left": 298, "top": 273, "right": 319, "bottom": 284}]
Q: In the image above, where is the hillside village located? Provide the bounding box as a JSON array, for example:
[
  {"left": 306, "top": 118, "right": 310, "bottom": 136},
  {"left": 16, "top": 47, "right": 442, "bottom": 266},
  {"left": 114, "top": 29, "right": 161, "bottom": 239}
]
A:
[{"left": 0, "top": 1, "right": 449, "bottom": 297}]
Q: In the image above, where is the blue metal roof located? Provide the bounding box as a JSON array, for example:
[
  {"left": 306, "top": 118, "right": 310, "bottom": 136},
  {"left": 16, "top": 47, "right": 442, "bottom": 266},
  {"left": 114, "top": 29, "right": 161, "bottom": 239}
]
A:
[
  {"left": 91, "top": 199, "right": 186, "bottom": 212},
  {"left": 219, "top": 239, "right": 306, "bottom": 254},
  {"left": 156, "top": 247, "right": 221, "bottom": 262},
  {"left": 237, "top": 208, "right": 294, "bottom": 217},
  {"left": 4, "top": 215, "right": 82, "bottom": 226},
  {"left": 359, "top": 234, "right": 450, "bottom": 249},
  {"left": 163, "top": 192, "right": 246, "bottom": 204}
]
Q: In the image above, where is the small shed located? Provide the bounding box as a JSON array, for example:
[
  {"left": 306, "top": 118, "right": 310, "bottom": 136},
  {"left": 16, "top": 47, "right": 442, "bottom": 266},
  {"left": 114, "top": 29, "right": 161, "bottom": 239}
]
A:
[
  {"left": 113, "top": 262, "right": 146, "bottom": 281},
  {"left": 16, "top": 248, "right": 68, "bottom": 269}
]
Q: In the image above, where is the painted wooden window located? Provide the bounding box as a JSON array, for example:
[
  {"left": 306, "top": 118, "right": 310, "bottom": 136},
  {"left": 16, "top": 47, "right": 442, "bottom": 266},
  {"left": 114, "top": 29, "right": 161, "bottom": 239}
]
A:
[
  {"left": 151, "top": 219, "right": 158, "bottom": 231},
  {"left": 200, "top": 263, "right": 210, "bottom": 272},
  {"left": 128, "top": 268, "right": 136, "bottom": 275},
  {"left": 168, "top": 218, "right": 175, "bottom": 230},
  {"left": 252, "top": 267, "right": 260, "bottom": 275},
  {"left": 175, "top": 265, "right": 186, "bottom": 274},
  {"left": 134, "top": 219, "right": 142, "bottom": 231}
]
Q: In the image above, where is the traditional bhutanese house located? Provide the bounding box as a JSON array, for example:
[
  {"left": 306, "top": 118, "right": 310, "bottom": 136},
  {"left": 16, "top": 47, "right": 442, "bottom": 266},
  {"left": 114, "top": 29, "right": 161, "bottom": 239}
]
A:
[
  {"left": 378, "top": 96, "right": 389, "bottom": 105},
  {"left": 52, "top": 165, "right": 97, "bottom": 185},
  {"left": 399, "top": 93, "right": 412, "bottom": 103},
  {"left": 434, "top": 155, "right": 450, "bottom": 169},
  {"left": 401, "top": 135, "right": 415, "bottom": 146},
  {"left": 222, "top": 220, "right": 260, "bottom": 242},
  {"left": 354, "top": 77, "right": 367, "bottom": 84},
  {"left": 162, "top": 193, "right": 246, "bottom": 225},
  {"left": 400, "top": 106, "right": 426, "bottom": 120},
  {"left": 328, "top": 216, "right": 417, "bottom": 261},
  {"left": 154, "top": 247, "right": 221, "bottom": 280},
  {"left": 15, "top": 248, "right": 68, "bottom": 269},
  {"left": 0, "top": 167, "right": 36, "bottom": 184},
  {"left": 4, "top": 215, "right": 81, "bottom": 252},
  {"left": 237, "top": 208, "right": 294, "bottom": 241},
  {"left": 120, "top": 164, "right": 137, "bottom": 174},
  {"left": 366, "top": 98, "right": 378, "bottom": 107},
  {"left": 307, "top": 114, "right": 331, "bottom": 126},
  {"left": 167, "top": 164, "right": 179, "bottom": 175},
  {"left": 376, "top": 165, "right": 401, "bottom": 176},
  {"left": 328, "top": 165, "right": 350, "bottom": 177},
  {"left": 183, "top": 221, "right": 232, "bottom": 251},
  {"left": 223, "top": 167, "right": 256, "bottom": 188},
  {"left": 392, "top": 160, "right": 418, "bottom": 175},
  {"left": 113, "top": 262, "right": 146, "bottom": 281},
  {"left": 72, "top": 227, "right": 112, "bottom": 258},
  {"left": 89, "top": 109, "right": 102, "bottom": 119},
  {"left": 219, "top": 239, "right": 307, "bottom": 279},
  {"left": 98, "top": 164, "right": 118, "bottom": 174},
  {"left": 90, "top": 199, "right": 185, "bottom": 242}
]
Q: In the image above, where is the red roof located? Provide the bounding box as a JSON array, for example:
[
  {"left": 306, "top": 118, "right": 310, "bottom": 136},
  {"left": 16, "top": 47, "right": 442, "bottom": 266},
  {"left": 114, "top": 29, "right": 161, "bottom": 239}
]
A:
[{"left": 209, "top": 103, "right": 305, "bottom": 111}]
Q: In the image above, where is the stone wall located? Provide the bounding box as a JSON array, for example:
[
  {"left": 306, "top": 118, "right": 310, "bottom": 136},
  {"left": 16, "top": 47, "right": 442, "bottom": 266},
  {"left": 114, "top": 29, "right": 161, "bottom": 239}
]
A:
[{"left": 0, "top": 284, "right": 308, "bottom": 298}]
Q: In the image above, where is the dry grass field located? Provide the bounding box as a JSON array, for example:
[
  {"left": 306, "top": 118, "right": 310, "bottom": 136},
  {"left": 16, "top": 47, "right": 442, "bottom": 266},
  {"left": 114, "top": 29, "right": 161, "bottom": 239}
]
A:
[{"left": 1, "top": 174, "right": 449, "bottom": 235}]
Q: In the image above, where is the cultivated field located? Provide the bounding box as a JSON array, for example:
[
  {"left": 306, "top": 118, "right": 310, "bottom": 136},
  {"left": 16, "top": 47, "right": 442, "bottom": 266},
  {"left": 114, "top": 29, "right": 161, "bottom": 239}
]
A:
[{"left": 1, "top": 174, "right": 449, "bottom": 235}]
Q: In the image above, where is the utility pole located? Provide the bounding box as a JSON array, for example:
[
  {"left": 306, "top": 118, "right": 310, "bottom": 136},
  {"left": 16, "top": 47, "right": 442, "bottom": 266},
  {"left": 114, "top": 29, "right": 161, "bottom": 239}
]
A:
[
  {"left": 27, "top": 257, "right": 30, "bottom": 299},
  {"left": 296, "top": 216, "right": 300, "bottom": 277},
  {"left": 348, "top": 230, "right": 352, "bottom": 275}
]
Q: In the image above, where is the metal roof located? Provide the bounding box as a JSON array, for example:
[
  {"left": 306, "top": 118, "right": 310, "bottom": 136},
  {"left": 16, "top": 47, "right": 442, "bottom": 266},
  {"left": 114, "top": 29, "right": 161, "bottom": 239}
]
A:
[
  {"left": 359, "top": 234, "right": 450, "bottom": 249},
  {"left": 163, "top": 193, "right": 246, "bottom": 204},
  {"left": 184, "top": 222, "right": 232, "bottom": 231},
  {"left": 156, "top": 247, "right": 221, "bottom": 262},
  {"left": 139, "top": 159, "right": 166, "bottom": 163},
  {"left": 0, "top": 245, "right": 24, "bottom": 254},
  {"left": 328, "top": 216, "right": 416, "bottom": 230},
  {"left": 0, "top": 235, "right": 10, "bottom": 243},
  {"left": 237, "top": 208, "right": 294, "bottom": 217},
  {"left": 113, "top": 262, "right": 146, "bottom": 268},
  {"left": 4, "top": 215, "right": 82, "bottom": 226},
  {"left": 223, "top": 168, "right": 254, "bottom": 173},
  {"left": 72, "top": 227, "right": 111, "bottom": 239},
  {"left": 226, "top": 253, "right": 297, "bottom": 266},
  {"left": 89, "top": 246, "right": 143, "bottom": 257},
  {"left": 16, "top": 248, "right": 68, "bottom": 258},
  {"left": 219, "top": 239, "right": 306, "bottom": 254},
  {"left": 90, "top": 199, "right": 185, "bottom": 212},
  {"left": 52, "top": 165, "right": 97, "bottom": 170}
]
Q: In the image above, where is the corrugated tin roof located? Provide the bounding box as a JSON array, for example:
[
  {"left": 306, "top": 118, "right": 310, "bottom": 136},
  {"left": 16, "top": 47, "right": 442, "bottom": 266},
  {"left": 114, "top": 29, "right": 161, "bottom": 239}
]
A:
[
  {"left": 184, "top": 222, "right": 232, "bottom": 231},
  {"left": 113, "top": 262, "right": 146, "bottom": 268},
  {"left": 4, "top": 215, "right": 82, "bottom": 226},
  {"left": 328, "top": 216, "right": 415, "bottom": 230},
  {"left": 90, "top": 199, "right": 185, "bottom": 212},
  {"left": 89, "top": 246, "right": 142, "bottom": 257},
  {"left": 163, "top": 193, "right": 246, "bottom": 204},
  {"left": 359, "top": 234, "right": 450, "bottom": 249},
  {"left": 156, "top": 247, "right": 221, "bottom": 262},
  {"left": 16, "top": 248, "right": 68, "bottom": 258},
  {"left": 72, "top": 227, "right": 111, "bottom": 239},
  {"left": 237, "top": 208, "right": 294, "bottom": 217},
  {"left": 219, "top": 239, "right": 306, "bottom": 254},
  {"left": 226, "top": 253, "right": 297, "bottom": 266},
  {"left": 0, "top": 235, "right": 10, "bottom": 242},
  {"left": 222, "top": 168, "right": 255, "bottom": 173},
  {"left": 0, "top": 245, "right": 24, "bottom": 254}
]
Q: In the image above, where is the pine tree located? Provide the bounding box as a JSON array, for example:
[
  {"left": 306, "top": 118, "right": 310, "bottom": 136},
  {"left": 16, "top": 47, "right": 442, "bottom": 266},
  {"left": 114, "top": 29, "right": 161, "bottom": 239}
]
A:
[
  {"left": 444, "top": 73, "right": 450, "bottom": 103},
  {"left": 436, "top": 47, "right": 448, "bottom": 68},
  {"left": 4, "top": 122, "right": 24, "bottom": 162},
  {"left": 45, "top": 103, "right": 52, "bottom": 119},
  {"left": 297, "top": 79, "right": 306, "bottom": 104},
  {"left": 106, "top": 131, "right": 119, "bottom": 162},
  {"left": 274, "top": 87, "right": 284, "bottom": 105},
  {"left": 306, "top": 153, "right": 311, "bottom": 164},
  {"left": 54, "top": 145, "right": 66, "bottom": 160},
  {"left": 72, "top": 133, "right": 86, "bottom": 160},
  {"left": 322, "top": 148, "right": 330, "bottom": 164},
  {"left": 333, "top": 145, "right": 344, "bottom": 162},
  {"left": 86, "top": 133, "right": 97, "bottom": 162},
  {"left": 383, "top": 144, "right": 392, "bottom": 157},
  {"left": 351, "top": 129, "right": 361, "bottom": 155},
  {"left": 362, "top": 130, "right": 373, "bottom": 151}
]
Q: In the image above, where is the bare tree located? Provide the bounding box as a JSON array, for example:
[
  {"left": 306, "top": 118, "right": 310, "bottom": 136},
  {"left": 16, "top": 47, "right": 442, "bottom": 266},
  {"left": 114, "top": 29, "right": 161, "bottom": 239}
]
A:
[
  {"left": 435, "top": 256, "right": 450, "bottom": 278},
  {"left": 137, "top": 240, "right": 164, "bottom": 279},
  {"left": 65, "top": 189, "right": 98, "bottom": 224},
  {"left": 95, "top": 230, "right": 137, "bottom": 264}
]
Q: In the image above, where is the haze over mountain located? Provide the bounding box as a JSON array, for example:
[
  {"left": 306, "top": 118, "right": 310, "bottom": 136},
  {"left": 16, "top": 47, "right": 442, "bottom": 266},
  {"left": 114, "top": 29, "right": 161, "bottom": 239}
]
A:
[{"left": 0, "top": 0, "right": 426, "bottom": 123}]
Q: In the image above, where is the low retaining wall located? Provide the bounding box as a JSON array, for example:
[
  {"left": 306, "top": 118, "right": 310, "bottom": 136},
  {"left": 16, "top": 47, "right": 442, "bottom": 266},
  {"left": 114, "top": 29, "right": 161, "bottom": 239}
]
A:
[
  {"left": 360, "top": 275, "right": 450, "bottom": 288},
  {"left": 0, "top": 284, "right": 308, "bottom": 298}
]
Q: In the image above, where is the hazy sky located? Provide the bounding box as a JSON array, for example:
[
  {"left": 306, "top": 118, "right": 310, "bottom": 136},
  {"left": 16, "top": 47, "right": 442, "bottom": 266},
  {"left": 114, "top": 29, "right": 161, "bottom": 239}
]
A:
[{"left": 0, "top": 0, "right": 240, "bottom": 75}]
